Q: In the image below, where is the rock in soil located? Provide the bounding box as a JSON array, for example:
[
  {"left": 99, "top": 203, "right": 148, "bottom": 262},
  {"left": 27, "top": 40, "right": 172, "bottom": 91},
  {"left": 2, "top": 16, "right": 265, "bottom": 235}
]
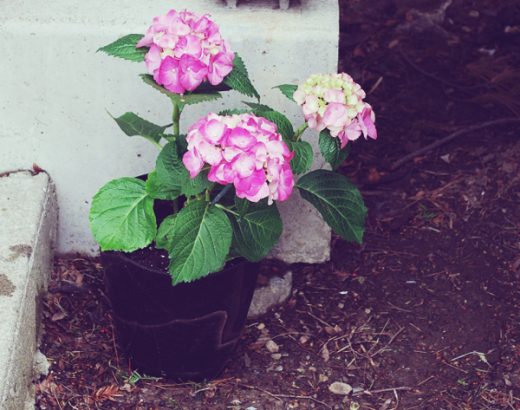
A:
[{"left": 328, "top": 382, "right": 353, "bottom": 395}]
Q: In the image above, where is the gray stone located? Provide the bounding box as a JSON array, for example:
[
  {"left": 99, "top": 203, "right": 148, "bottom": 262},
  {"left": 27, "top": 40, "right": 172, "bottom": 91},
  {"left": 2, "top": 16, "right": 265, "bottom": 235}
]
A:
[
  {"left": 248, "top": 271, "right": 293, "bottom": 318},
  {"left": 33, "top": 350, "right": 50, "bottom": 378},
  {"left": 328, "top": 382, "right": 353, "bottom": 396},
  {"left": 0, "top": 171, "right": 57, "bottom": 410}
]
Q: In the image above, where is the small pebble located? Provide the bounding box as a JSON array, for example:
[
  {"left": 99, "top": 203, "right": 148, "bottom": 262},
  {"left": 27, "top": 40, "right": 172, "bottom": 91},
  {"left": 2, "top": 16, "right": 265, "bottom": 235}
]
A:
[
  {"left": 275, "top": 365, "right": 283, "bottom": 372},
  {"left": 319, "top": 374, "right": 329, "bottom": 383},
  {"left": 257, "top": 323, "right": 265, "bottom": 330},
  {"left": 329, "top": 381, "right": 353, "bottom": 395},
  {"left": 265, "top": 340, "right": 279, "bottom": 353},
  {"left": 271, "top": 353, "right": 282, "bottom": 360}
]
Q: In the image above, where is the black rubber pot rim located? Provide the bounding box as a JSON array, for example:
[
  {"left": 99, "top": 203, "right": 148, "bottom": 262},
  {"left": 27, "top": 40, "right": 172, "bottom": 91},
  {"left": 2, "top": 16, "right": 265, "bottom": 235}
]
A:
[{"left": 103, "top": 249, "right": 245, "bottom": 280}]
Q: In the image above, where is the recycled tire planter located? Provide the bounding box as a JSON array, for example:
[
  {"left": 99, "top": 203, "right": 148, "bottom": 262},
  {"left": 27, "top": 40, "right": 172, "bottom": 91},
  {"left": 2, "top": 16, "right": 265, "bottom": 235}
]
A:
[{"left": 101, "top": 197, "right": 259, "bottom": 382}]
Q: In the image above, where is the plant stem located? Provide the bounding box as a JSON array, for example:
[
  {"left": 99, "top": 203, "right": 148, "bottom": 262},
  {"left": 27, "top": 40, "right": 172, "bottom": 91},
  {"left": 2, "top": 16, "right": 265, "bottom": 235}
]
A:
[
  {"left": 294, "top": 123, "right": 308, "bottom": 141},
  {"left": 211, "top": 184, "right": 232, "bottom": 206},
  {"left": 172, "top": 102, "right": 182, "bottom": 138},
  {"left": 215, "top": 203, "right": 240, "bottom": 216}
]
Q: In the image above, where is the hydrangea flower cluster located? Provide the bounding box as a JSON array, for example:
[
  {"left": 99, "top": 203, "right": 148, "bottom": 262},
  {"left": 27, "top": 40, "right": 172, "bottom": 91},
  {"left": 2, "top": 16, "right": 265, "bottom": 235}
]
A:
[
  {"left": 293, "top": 73, "right": 377, "bottom": 148},
  {"left": 182, "top": 113, "right": 295, "bottom": 204},
  {"left": 137, "top": 9, "right": 234, "bottom": 94}
]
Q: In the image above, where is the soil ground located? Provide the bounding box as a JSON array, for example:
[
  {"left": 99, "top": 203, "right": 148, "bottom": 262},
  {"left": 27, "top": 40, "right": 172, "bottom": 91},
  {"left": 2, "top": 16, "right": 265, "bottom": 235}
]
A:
[{"left": 35, "top": 0, "right": 520, "bottom": 408}]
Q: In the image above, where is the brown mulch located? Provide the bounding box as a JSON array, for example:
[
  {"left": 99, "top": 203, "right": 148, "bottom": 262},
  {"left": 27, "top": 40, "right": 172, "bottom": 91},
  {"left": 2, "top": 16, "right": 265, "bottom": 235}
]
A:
[{"left": 35, "top": 0, "right": 520, "bottom": 409}]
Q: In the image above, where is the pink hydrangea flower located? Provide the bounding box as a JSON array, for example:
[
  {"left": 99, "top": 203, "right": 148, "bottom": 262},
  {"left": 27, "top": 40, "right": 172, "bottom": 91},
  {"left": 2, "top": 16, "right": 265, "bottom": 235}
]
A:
[
  {"left": 137, "top": 9, "right": 234, "bottom": 94},
  {"left": 294, "top": 73, "right": 377, "bottom": 148},
  {"left": 182, "top": 113, "right": 295, "bottom": 204}
]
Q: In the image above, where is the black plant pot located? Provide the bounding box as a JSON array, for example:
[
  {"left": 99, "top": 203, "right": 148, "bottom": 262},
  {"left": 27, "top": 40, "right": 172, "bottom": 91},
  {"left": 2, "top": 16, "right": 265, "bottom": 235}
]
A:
[{"left": 101, "top": 193, "right": 259, "bottom": 381}]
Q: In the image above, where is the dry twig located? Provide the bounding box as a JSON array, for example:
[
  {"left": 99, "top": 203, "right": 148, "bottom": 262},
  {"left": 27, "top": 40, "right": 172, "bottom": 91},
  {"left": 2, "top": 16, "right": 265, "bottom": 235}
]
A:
[{"left": 391, "top": 118, "right": 520, "bottom": 170}]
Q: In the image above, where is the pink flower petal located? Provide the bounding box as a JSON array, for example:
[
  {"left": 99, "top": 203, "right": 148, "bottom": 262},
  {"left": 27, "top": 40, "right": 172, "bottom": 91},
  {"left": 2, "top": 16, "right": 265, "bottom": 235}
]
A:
[
  {"left": 182, "top": 150, "right": 204, "bottom": 178},
  {"left": 158, "top": 56, "right": 185, "bottom": 94}
]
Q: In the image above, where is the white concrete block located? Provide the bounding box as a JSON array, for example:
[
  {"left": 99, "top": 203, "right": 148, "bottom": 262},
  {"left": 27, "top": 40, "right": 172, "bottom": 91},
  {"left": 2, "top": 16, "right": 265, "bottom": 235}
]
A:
[
  {"left": 0, "top": 0, "right": 337, "bottom": 263},
  {"left": 0, "top": 171, "right": 58, "bottom": 410}
]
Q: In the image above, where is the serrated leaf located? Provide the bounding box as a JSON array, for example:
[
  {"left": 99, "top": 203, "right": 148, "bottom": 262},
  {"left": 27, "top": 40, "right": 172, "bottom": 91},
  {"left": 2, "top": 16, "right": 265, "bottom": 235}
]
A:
[
  {"left": 223, "top": 53, "right": 260, "bottom": 100},
  {"left": 297, "top": 170, "right": 367, "bottom": 244},
  {"left": 148, "top": 142, "right": 210, "bottom": 199},
  {"left": 156, "top": 214, "right": 178, "bottom": 251},
  {"left": 89, "top": 177, "right": 156, "bottom": 251},
  {"left": 275, "top": 84, "right": 298, "bottom": 102},
  {"left": 98, "top": 34, "right": 147, "bottom": 62},
  {"left": 182, "top": 170, "right": 213, "bottom": 196},
  {"left": 243, "top": 102, "right": 274, "bottom": 112},
  {"left": 218, "top": 108, "right": 251, "bottom": 116},
  {"left": 287, "top": 140, "right": 313, "bottom": 174},
  {"left": 227, "top": 199, "right": 283, "bottom": 262},
  {"left": 112, "top": 112, "right": 167, "bottom": 145},
  {"left": 140, "top": 74, "right": 222, "bottom": 106},
  {"left": 168, "top": 200, "right": 232, "bottom": 284},
  {"left": 319, "top": 130, "right": 351, "bottom": 170},
  {"left": 260, "top": 111, "right": 295, "bottom": 141},
  {"left": 145, "top": 170, "right": 181, "bottom": 201}
]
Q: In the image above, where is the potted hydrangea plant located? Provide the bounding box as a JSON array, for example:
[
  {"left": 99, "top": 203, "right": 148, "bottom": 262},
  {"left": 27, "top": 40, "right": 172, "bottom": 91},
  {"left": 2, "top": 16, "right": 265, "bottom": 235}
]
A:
[{"left": 89, "top": 9, "right": 376, "bottom": 381}]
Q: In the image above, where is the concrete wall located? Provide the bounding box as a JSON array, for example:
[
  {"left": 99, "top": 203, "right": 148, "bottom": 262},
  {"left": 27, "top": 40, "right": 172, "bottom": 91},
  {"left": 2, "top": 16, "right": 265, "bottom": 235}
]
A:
[{"left": 0, "top": 0, "right": 338, "bottom": 263}]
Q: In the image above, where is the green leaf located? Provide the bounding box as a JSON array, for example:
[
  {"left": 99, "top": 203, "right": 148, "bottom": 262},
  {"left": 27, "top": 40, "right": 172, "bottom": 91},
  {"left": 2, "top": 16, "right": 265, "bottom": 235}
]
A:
[
  {"left": 156, "top": 214, "right": 178, "bottom": 251},
  {"left": 147, "top": 142, "right": 211, "bottom": 200},
  {"left": 224, "top": 53, "right": 260, "bottom": 100},
  {"left": 319, "top": 130, "right": 351, "bottom": 170},
  {"left": 261, "top": 111, "right": 295, "bottom": 141},
  {"left": 182, "top": 170, "right": 213, "bottom": 196},
  {"left": 98, "top": 34, "right": 147, "bottom": 62},
  {"left": 243, "top": 102, "right": 274, "bottom": 112},
  {"left": 227, "top": 199, "right": 283, "bottom": 262},
  {"left": 275, "top": 84, "right": 298, "bottom": 102},
  {"left": 145, "top": 170, "right": 181, "bottom": 201},
  {"left": 297, "top": 170, "right": 367, "bottom": 244},
  {"left": 218, "top": 108, "right": 251, "bottom": 116},
  {"left": 287, "top": 140, "right": 313, "bottom": 174},
  {"left": 175, "top": 134, "right": 188, "bottom": 154},
  {"left": 168, "top": 200, "right": 232, "bottom": 284},
  {"left": 140, "top": 74, "right": 222, "bottom": 106},
  {"left": 112, "top": 112, "right": 167, "bottom": 145},
  {"left": 89, "top": 177, "right": 156, "bottom": 252}
]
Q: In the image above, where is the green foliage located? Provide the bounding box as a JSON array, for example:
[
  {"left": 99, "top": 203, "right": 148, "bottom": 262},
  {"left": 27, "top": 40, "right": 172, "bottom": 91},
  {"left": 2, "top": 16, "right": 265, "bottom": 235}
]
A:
[
  {"left": 140, "top": 74, "right": 222, "bottom": 106},
  {"left": 287, "top": 140, "right": 313, "bottom": 174},
  {"left": 166, "top": 200, "right": 232, "bottom": 284},
  {"left": 145, "top": 170, "right": 180, "bottom": 201},
  {"left": 223, "top": 53, "right": 260, "bottom": 100},
  {"left": 319, "top": 130, "right": 351, "bottom": 170},
  {"left": 218, "top": 108, "right": 251, "bottom": 116},
  {"left": 227, "top": 199, "right": 283, "bottom": 262},
  {"left": 146, "top": 142, "right": 210, "bottom": 200},
  {"left": 112, "top": 112, "right": 167, "bottom": 145},
  {"left": 156, "top": 214, "right": 178, "bottom": 251},
  {"left": 275, "top": 84, "right": 298, "bottom": 102},
  {"left": 89, "top": 178, "right": 156, "bottom": 251},
  {"left": 98, "top": 34, "right": 147, "bottom": 62},
  {"left": 297, "top": 170, "right": 367, "bottom": 244}
]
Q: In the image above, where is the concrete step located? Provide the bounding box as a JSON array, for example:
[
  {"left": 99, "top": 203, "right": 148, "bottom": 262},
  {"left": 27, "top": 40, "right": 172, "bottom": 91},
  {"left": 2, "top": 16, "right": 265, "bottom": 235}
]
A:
[{"left": 0, "top": 171, "right": 57, "bottom": 410}]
